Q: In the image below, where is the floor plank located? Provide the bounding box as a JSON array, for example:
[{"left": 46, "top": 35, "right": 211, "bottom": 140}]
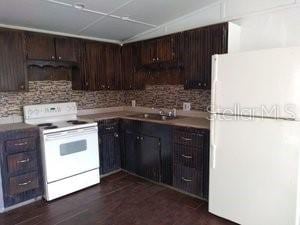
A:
[{"left": 0, "top": 172, "right": 237, "bottom": 225}]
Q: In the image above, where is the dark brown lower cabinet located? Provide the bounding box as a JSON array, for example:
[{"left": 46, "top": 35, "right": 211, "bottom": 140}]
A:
[
  {"left": 136, "top": 135, "right": 160, "bottom": 182},
  {"left": 0, "top": 128, "right": 43, "bottom": 209}
]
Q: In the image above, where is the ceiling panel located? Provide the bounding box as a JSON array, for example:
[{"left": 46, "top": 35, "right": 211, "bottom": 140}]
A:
[
  {"left": 114, "top": 0, "right": 219, "bottom": 25},
  {"left": 0, "top": 0, "right": 99, "bottom": 34},
  {"left": 56, "top": 0, "right": 131, "bottom": 13},
  {"left": 81, "top": 16, "right": 150, "bottom": 41}
]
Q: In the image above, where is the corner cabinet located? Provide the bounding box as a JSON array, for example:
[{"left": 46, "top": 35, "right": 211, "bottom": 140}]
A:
[
  {"left": 183, "top": 23, "right": 228, "bottom": 89},
  {"left": 0, "top": 29, "right": 27, "bottom": 91}
]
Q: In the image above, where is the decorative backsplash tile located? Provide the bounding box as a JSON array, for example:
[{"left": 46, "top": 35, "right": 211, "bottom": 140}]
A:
[
  {"left": 124, "top": 85, "right": 211, "bottom": 111},
  {"left": 0, "top": 81, "right": 211, "bottom": 118}
]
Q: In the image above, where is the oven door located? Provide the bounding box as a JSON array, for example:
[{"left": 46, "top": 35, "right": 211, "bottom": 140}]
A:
[{"left": 43, "top": 126, "right": 99, "bottom": 183}]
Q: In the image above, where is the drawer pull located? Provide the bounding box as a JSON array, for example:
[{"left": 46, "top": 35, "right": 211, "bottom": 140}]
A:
[
  {"left": 18, "top": 180, "right": 32, "bottom": 186},
  {"left": 15, "top": 142, "right": 28, "bottom": 146},
  {"left": 181, "top": 137, "right": 192, "bottom": 141},
  {"left": 17, "top": 158, "right": 30, "bottom": 164},
  {"left": 181, "top": 154, "right": 192, "bottom": 159},
  {"left": 181, "top": 177, "right": 192, "bottom": 182},
  {"left": 105, "top": 127, "right": 115, "bottom": 131}
]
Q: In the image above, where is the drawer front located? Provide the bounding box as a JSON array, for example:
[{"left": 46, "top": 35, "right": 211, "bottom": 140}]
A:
[
  {"left": 7, "top": 151, "right": 38, "bottom": 174},
  {"left": 5, "top": 137, "right": 36, "bottom": 153},
  {"left": 174, "top": 130, "right": 205, "bottom": 148},
  {"left": 9, "top": 172, "right": 39, "bottom": 196},
  {"left": 173, "top": 144, "right": 202, "bottom": 169},
  {"left": 173, "top": 165, "right": 202, "bottom": 197},
  {"left": 98, "top": 120, "right": 119, "bottom": 134}
]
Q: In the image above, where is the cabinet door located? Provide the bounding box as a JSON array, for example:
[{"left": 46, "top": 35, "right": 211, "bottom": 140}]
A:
[
  {"left": 85, "top": 41, "right": 106, "bottom": 91},
  {"left": 121, "top": 44, "right": 135, "bottom": 90},
  {"left": 25, "top": 32, "right": 56, "bottom": 60},
  {"left": 136, "top": 135, "right": 161, "bottom": 182},
  {"left": 0, "top": 29, "right": 27, "bottom": 91},
  {"left": 99, "top": 132, "right": 121, "bottom": 175},
  {"left": 72, "top": 40, "right": 88, "bottom": 90},
  {"left": 55, "top": 37, "right": 78, "bottom": 62},
  {"left": 156, "top": 36, "right": 174, "bottom": 63},
  {"left": 123, "top": 131, "right": 137, "bottom": 173},
  {"left": 106, "top": 44, "right": 121, "bottom": 90},
  {"left": 141, "top": 39, "right": 157, "bottom": 65}
]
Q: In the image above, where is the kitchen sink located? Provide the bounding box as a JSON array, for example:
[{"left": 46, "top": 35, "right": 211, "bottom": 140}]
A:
[{"left": 128, "top": 113, "right": 178, "bottom": 121}]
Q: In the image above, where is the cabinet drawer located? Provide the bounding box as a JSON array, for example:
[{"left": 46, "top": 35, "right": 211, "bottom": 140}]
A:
[
  {"left": 98, "top": 119, "right": 119, "bottom": 134},
  {"left": 7, "top": 151, "right": 38, "bottom": 174},
  {"left": 5, "top": 137, "right": 36, "bottom": 153},
  {"left": 174, "top": 130, "right": 204, "bottom": 148},
  {"left": 173, "top": 165, "right": 202, "bottom": 197},
  {"left": 9, "top": 172, "right": 39, "bottom": 196},
  {"left": 173, "top": 144, "right": 202, "bottom": 169}
]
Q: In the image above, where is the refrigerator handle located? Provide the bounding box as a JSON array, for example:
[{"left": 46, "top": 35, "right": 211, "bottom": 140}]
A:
[
  {"left": 211, "top": 55, "right": 219, "bottom": 114},
  {"left": 210, "top": 115, "right": 217, "bottom": 169}
]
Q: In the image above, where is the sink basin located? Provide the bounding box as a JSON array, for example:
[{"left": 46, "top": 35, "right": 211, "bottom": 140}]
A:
[{"left": 128, "top": 113, "right": 177, "bottom": 121}]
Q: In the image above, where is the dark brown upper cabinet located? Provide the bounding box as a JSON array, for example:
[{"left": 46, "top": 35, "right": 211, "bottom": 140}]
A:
[
  {"left": 105, "top": 44, "right": 121, "bottom": 90},
  {"left": 183, "top": 23, "right": 228, "bottom": 90},
  {"left": 141, "top": 39, "right": 157, "bottom": 65},
  {"left": 55, "top": 37, "right": 78, "bottom": 62},
  {"left": 121, "top": 43, "right": 144, "bottom": 90},
  {"left": 25, "top": 32, "right": 78, "bottom": 62},
  {"left": 0, "top": 29, "right": 27, "bottom": 91}
]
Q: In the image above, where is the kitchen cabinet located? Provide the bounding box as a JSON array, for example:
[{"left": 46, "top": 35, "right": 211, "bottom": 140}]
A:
[
  {"left": 25, "top": 32, "right": 78, "bottom": 62},
  {"left": 0, "top": 127, "right": 43, "bottom": 210},
  {"left": 105, "top": 44, "right": 121, "bottom": 90},
  {"left": 123, "top": 130, "right": 138, "bottom": 173},
  {"left": 136, "top": 135, "right": 161, "bottom": 182},
  {"left": 183, "top": 23, "right": 228, "bottom": 89},
  {"left": 172, "top": 127, "right": 209, "bottom": 199},
  {"left": 98, "top": 119, "right": 121, "bottom": 175},
  {"left": 121, "top": 43, "right": 144, "bottom": 90},
  {"left": 0, "top": 29, "right": 27, "bottom": 91}
]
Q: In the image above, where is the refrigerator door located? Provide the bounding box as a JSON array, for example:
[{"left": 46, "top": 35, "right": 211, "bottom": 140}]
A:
[
  {"left": 209, "top": 114, "right": 300, "bottom": 225},
  {"left": 212, "top": 47, "right": 300, "bottom": 120}
]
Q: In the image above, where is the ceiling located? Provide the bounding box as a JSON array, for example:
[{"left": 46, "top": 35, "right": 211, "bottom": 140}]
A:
[{"left": 0, "top": 0, "right": 218, "bottom": 43}]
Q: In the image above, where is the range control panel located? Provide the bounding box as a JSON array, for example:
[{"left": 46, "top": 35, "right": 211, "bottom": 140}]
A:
[{"left": 24, "top": 102, "right": 77, "bottom": 120}]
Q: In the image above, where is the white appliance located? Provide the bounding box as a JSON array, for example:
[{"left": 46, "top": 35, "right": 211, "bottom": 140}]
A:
[
  {"left": 24, "top": 102, "right": 100, "bottom": 201},
  {"left": 209, "top": 47, "right": 300, "bottom": 225}
]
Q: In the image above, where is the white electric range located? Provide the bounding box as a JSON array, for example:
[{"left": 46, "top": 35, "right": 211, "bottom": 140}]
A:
[{"left": 23, "top": 102, "right": 100, "bottom": 201}]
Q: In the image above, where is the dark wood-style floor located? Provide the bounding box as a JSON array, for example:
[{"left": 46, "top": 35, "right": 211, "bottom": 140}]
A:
[{"left": 0, "top": 172, "right": 236, "bottom": 225}]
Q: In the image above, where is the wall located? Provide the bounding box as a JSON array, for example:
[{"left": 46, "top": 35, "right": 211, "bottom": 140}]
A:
[
  {"left": 124, "top": 85, "right": 211, "bottom": 111},
  {"left": 0, "top": 81, "right": 210, "bottom": 118},
  {"left": 125, "top": 0, "right": 300, "bottom": 52},
  {"left": 0, "top": 80, "right": 125, "bottom": 118}
]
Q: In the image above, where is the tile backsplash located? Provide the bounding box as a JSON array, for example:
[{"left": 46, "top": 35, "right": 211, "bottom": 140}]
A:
[{"left": 0, "top": 81, "right": 211, "bottom": 118}]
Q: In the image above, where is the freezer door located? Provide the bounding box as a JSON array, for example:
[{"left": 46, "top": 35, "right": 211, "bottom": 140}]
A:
[
  {"left": 209, "top": 115, "right": 300, "bottom": 225},
  {"left": 212, "top": 47, "right": 300, "bottom": 119}
]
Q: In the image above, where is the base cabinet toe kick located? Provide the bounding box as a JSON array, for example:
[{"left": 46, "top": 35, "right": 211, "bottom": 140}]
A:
[
  {"left": 0, "top": 128, "right": 43, "bottom": 213},
  {"left": 98, "top": 118, "right": 209, "bottom": 200}
]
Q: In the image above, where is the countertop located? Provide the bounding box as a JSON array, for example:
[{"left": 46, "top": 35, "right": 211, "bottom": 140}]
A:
[
  {"left": 80, "top": 111, "right": 210, "bottom": 129},
  {"left": 0, "top": 123, "right": 37, "bottom": 133}
]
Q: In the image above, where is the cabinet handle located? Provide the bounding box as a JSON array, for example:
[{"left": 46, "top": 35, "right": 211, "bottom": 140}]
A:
[
  {"left": 15, "top": 142, "right": 28, "bottom": 146},
  {"left": 58, "top": 56, "right": 62, "bottom": 60},
  {"left": 18, "top": 180, "right": 32, "bottom": 186},
  {"left": 17, "top": 158, "right": 30, "bottom": 164},
  {"left": 181, "top": 177, "right": 192, "bottom": 182},
  {"left": 203, "top": 83, "right": 207, "bottom": 87},
  {"left": 20, "top": 85, "right": 25, "bottom": 90},
  {"left": 152, "top": 58, "right": 156, "bottom": 62},
  {"left": 181, "top": 137, "right": 192, "bottom": 141},
  {"left": 51, "top": 56, "right": 55, "bottom": 60},
  {"left": 140, "top": 137, "right": 144, "bottom": 141},
  {"left": 198, "top": 83, "right": 202, "bottom": 87},
  {"left": 85, "top": 82, "right": 89, "bottom": 86},
  {"left": 114, "top": 133, "right": 119, "bottom": 138},
  {"left": 181, "top": 154, "right": 192, "bottom": 159},
  {"left": 156, "top": 57, "right": 159, "bottom": 61},
  {"left": 136, "top": 136, "right": 140, "bottom": 140},
  {"left": 107, "top": 86, "right": 110, "bottom": 89}
]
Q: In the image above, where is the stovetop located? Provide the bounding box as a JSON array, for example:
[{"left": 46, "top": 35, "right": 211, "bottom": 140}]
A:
[{"left": 33, "top": 120, "right": 97, "bottom": 134}]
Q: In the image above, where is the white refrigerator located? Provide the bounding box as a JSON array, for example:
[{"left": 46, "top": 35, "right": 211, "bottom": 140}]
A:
[{"left": 209, "top": 47, "right": 300, "bottom": 225}]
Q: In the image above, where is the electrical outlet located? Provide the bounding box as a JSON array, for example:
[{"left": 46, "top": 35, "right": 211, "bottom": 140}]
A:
[
  {"left": 183, "top": 102, "right": 191, "bottom": 111},
  {"left": 131, "top": 100, "right": 136, "bottom": 107}
]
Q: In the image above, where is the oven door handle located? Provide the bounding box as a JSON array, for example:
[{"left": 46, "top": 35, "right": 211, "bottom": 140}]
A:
[{"left": 45, "top": 127, "right": 98, "bottom": 140}]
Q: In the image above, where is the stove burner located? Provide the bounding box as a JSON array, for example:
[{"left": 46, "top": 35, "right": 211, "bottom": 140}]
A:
[
  {"left": 67, "top": 120, "right": 88, "bottom": 125},
  {"left": 38, "top": 123, "right": 53, "bottom": 127},
  {"left": 44, "top": 126, "right": 58, "bottom": 130}
]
